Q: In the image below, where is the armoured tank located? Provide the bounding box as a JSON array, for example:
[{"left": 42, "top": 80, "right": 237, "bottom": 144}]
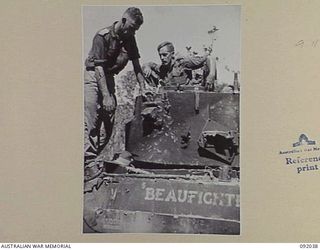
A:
[{"left": 83, "top": 84, "right": 240, "bottom": 234}]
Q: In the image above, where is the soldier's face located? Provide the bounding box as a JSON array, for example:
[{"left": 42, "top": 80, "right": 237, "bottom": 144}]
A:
[
  {"left": 159, "top": 46, "right": 174, "bottom": 66},
  {"left": 121, "top": 17, "right": 140, "bottom": 37}
]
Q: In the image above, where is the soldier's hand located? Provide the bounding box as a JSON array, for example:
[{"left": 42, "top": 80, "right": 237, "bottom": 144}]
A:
[
  {"left": 144, "top": 66, "right": 152, "bottom": 78},
  {"left": 102, "top": 95, "right": 116, "bottom": 112}
]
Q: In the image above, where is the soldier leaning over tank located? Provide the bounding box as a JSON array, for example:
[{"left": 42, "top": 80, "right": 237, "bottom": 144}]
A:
[
  {"left": 84, "top": 7, "right": 148, "bottom": 169},
  {"left": 143, "top": 41, "right": 217, "bottom": 88}
]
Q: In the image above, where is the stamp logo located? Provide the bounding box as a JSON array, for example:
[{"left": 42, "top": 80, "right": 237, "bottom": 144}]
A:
[{"left": 292, "top": 134, "right": 316, "bottom": 147}]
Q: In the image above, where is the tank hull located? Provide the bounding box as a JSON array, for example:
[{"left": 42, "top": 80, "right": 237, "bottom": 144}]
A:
[
  {"left": 84, "top": 89, "right": 240, "bottom": 234},
  {"left": 84, "top": 173, "right": 240, "bottom": 234}
]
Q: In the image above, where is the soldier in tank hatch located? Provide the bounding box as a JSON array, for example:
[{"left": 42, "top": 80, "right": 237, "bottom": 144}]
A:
[{"left": 143, "top": 41, "right": 217, "bottom": 88}]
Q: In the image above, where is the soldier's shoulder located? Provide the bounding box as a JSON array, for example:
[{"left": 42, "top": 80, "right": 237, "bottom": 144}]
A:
[
  {"left": 175, "top": 52, "right": 185, "bottom": 60},
  {"left": 97, "top": 27, "right": 111, "bottom": 36}
]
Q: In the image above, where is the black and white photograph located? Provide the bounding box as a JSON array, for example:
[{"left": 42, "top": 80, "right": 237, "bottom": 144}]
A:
[{"left": 83, "top": 5, "right": 240, "bottom": 234}]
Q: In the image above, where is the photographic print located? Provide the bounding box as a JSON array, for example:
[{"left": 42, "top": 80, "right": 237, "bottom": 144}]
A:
[{"left": 83, "top": 5, "right": 240, "bottom": 234}]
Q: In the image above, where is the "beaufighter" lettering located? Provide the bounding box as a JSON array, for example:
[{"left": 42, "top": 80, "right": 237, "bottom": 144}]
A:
[{"left": 144, "top": 187, "right": 239, "bottom": 207}]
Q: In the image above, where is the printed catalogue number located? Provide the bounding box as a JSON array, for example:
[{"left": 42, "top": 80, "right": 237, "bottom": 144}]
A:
[{"left": 300, "top": 244, "right": 318, "bottom": 248}]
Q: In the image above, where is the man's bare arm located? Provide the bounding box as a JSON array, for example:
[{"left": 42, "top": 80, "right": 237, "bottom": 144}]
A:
[
  {"left": 180, "top": 51, "right": 210, "bottom": 70},
  {"left": 132, "top": 59, "right": 146, "bottom": 89},
  {"left": 95, "top": 66, "right": 116, "bottom": 112}
]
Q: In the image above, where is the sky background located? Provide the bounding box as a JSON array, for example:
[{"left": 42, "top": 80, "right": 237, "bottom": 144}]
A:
[{"left": 83, "top": 5, "right": 241, "bottom": 84}]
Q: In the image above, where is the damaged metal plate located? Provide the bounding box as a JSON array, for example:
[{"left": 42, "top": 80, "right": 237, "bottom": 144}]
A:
[{"left": 127, "top": 90, "right": 239, "bottom": 167}]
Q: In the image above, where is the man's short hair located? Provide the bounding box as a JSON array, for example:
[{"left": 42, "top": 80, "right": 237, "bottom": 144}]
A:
[
  {"left": 157, "top": 41, "right": 175, "bottom": 53},
  {"left": 123, "top": 7, "right": 144, "bottom": 25}
]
